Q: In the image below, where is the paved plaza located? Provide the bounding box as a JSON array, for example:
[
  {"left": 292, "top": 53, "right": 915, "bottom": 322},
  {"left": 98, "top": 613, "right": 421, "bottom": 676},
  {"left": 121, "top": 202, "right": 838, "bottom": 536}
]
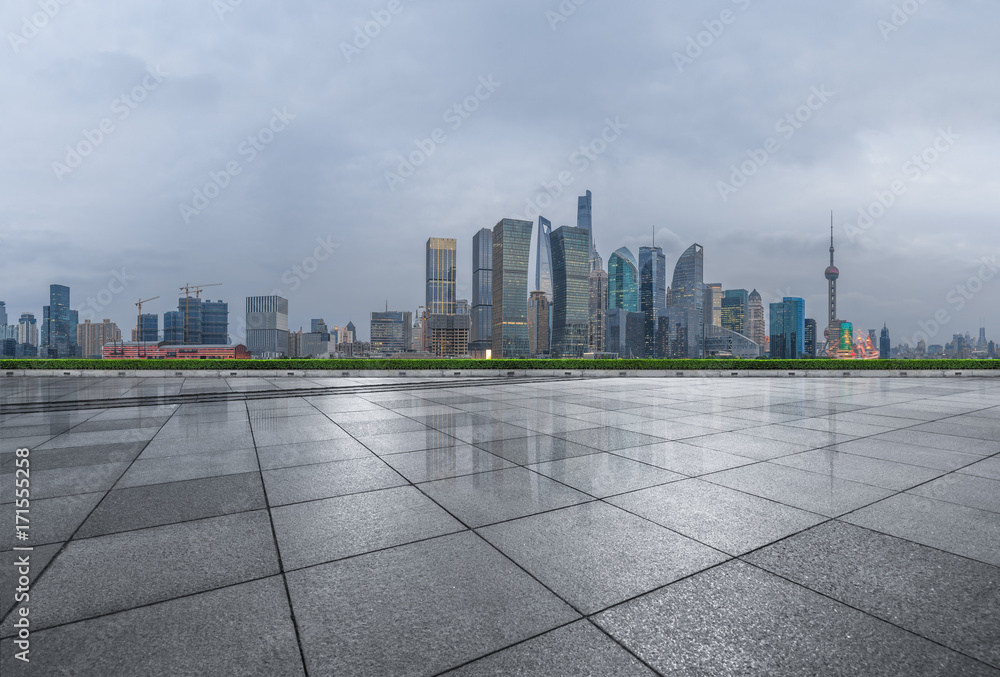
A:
[{"left": 2, "top": 375, "right": 999, "bottom": 675}]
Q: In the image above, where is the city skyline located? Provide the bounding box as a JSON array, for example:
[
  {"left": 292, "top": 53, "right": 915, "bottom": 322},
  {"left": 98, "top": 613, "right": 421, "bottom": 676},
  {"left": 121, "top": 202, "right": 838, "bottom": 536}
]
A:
[{"left": 2, "top": 4, "right": 997, "bottom": 345}]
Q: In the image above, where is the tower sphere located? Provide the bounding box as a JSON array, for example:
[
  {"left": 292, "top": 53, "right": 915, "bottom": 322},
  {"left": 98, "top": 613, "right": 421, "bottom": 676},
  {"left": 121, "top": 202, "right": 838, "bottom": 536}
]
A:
[{"left": 825, "top": 265, "right": 839, "bottom": 281}]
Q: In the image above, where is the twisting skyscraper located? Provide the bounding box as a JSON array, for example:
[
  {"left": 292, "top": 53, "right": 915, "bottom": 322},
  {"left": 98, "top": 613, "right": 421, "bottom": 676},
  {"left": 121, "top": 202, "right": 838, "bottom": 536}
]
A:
[{"left": 535, "top": 216, "right": 553, "bottom": 298}]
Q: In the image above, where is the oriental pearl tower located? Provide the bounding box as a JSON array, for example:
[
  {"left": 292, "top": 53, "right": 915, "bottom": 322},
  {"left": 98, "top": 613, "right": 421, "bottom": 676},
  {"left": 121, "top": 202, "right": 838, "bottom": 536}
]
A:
[{"left": 823, "top": 211, "right": 840, "bottom": 357}]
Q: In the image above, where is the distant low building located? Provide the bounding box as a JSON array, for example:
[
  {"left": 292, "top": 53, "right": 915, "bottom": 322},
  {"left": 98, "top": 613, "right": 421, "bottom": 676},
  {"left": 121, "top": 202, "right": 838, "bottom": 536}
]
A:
[{"left": 102, "top": 342, "right": 250, "bottom": 359}]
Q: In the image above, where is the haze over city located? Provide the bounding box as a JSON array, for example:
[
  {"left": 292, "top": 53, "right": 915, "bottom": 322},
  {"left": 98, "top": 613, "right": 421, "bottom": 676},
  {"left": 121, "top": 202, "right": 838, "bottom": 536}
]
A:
[{"left": 2, "top": 1, "right": 998, "bottom": 344}]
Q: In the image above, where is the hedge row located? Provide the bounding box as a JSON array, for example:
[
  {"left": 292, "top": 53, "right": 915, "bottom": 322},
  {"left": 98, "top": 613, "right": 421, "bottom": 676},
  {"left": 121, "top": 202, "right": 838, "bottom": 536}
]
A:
[{"left": 2, "top": 358, "right": 996, "bottom": 371}]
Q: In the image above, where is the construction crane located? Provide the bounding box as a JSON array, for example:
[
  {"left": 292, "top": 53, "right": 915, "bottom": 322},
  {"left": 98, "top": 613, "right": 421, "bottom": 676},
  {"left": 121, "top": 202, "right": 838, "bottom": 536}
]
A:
[
  {"left": 179, "top": 283, "right": 222, "bottom": 344},
  {"left": 135, "top": 296, "right": 159, "bottom": 344}
]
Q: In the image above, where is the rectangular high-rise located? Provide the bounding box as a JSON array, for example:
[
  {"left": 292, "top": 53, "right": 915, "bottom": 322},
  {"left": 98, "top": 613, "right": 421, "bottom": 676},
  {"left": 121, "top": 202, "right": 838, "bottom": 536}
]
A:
[
  {"left": 246, "top": 295, "right": 289, "bottom": 357},
  {"left": 77, "top": 319, "right": 122, "bottom": 359},
  {"left": 370, "top": 310, "right": 412, "bottom": 354},
  {"left": 705, "top": 283, "right": 723, "bottom": 327},
  {"left": 41, "top": 284, "right": 76, "bottom": 357},
  {"left": 639, "top": 247, "right": 666, "bottom": 357},
  {"left": 805, "top": 318, "right": 817, "bottom": 358},
  {"left": 138, "top": 314, "right": 159, "bottom": 343},
  {"left": 426, "top": 237, "right": 457, "bottom": 315},
  {"left": 783, "top": 297, "right": 806, "bottom": 357},
  {"left": 491, "top": 218, "right": 533, "bottom": 358},
  {"left": 551, "top": 226, "right": 590, "bottom": 358},
  {"left": 470, "top": 228, "right": 493, "bottom": 353},
  {"left": 588, "top": 268, "right": 608, "bottom": 353},
  {"left": 202, "top": 300, "right": 229, "bottom": 344},
  {"left": 769, "top": 298, "right": 804, "bottom": 358},
  {"left": 721, "top": 289, "right": 749, "bottom": 336}
]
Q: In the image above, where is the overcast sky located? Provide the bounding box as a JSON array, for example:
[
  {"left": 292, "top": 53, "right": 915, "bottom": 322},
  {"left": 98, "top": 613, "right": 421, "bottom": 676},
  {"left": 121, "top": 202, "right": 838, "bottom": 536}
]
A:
[{"left": 2, "top": 0, "right": 998, "bottom": 346}]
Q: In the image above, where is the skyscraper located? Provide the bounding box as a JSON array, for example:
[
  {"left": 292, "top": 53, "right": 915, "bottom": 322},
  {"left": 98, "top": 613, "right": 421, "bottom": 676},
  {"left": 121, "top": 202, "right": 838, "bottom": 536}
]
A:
[
  {"left": 246, "top": 295, "right": 289, "bottom": 357},
  {"left": 370, "top": 310, "right": 412, "bottom": 354},
  {"left": 608, "top": 247, "right": 639, "bottom": 312},
  {"left": 535, "top": 216, "right": 554, "bottom": 298},
  {"left": 311, "top": 319, "right": 328, "bottom": 334},
  {"left": 748, "top": 289, "right": 766, "bottom": 348},
  {"left": 528, "top": 291, "right": 550, "bottom": 357},
  {"left": 202, "top": 300, "right": 229, "bottom": 344},
  {"left": 17, "top": 313, "right": 38, "bottom": 347},
  {"left": 804, "top": 318, "right": 817, "bottom": 358},
  {"left": 668, "top": 244, "right": 705, "bottom": 358},
  {"left": 551, "top": 226, "right": 590, "bottom": 358},
  {"left": 77, "top": 319, "right": 122, "bottom": 358},
  {"left": 491, "top": 218, "right": 533, "bottom": 358},
  {"left": 880, "top": 324, "right": 891, "bottom": 359},
  {"left": 705, "top": 283, "right": 723, "bottom": 327},
  {"left": 41, "top": 284, "right": 76, "bottom": 357},
  {"left": 577, "top": 190, "right": 593, "bottom": 258},
  {"left": 721, "top": 289, "right": 749, "bottom": 336},
  {"left": 639, "top": 246, "right": 666, "bottom": 357},
  {"left": 769, "top": 298, "right": 804, "bottom": 358},
  {"left": 426, "top": 237, "right": 457, "bottom": 315},
  {"left": 588, "top": 268, "right": 608, "bottom": 353},
  {"left": 471, "top": 228, "right": 493, "bottom": 354},
  {"left": 163, "top": 311, "right": 184, "bottom": 344},
  {"left": 783, "top": 297, "right": 806, "bottom": 357},
  {"left": 138, "top": 314, "right": 158, "bottom": 343}
]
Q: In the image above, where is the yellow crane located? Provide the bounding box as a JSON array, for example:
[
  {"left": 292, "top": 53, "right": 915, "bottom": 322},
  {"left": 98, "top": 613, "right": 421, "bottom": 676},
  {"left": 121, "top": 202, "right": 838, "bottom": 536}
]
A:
[{"left": 178, "top": 283, "right": 221, "bottom": 344}]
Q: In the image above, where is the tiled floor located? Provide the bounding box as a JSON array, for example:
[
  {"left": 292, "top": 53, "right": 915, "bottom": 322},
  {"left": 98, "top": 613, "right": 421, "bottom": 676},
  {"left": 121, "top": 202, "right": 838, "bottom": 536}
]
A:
[{"left": 2, "top": 375, "right": 999, "bottom": 675}]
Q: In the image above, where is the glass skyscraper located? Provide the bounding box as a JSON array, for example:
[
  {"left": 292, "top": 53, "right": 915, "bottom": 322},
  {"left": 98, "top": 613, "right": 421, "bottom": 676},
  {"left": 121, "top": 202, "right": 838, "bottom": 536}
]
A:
[
  {"left": 491, "top": 218, "right": 533, "bottom": 358},
  {"left": 721, "top": 289, "right": 749, "bottom": 336},
  {"left": 608, "top": 247, "right": 638, "bottom": 312},
  {"left": 783, "top": 296, "right": 806, "bottom": 357},
  {"left": 551, "top": 226, "right": 590, "bottom": 358},
  {"left": 371, "top": 310, "right": 412, "bottom": 354},
  {"left": 535, "top": 216, "right": 553, "bottom": 298},
  {"left": 202, "top": 300, "right": 229, "bottom": 344},
  {"left": 471, "top": 228, "right": 493, "bottom": 354},
  {"left": 769, "top": 298, "right": 805, "bottom": 358},
  {"left": 668, "top": 244, "right": 705, "bottom": 358},
  {"left": 41, "top": 284, "right": 76, "bottom": 357},
  {"left": 163, "top": 311, "right": 185, "bottom": 344},
  {"left": 804, "top": 318, "right": 817, "bottom": 358},
  {"left": 577, "top": 190, "right": 593, "bottom": 256},
  {"left": 639, "top": 246, "right": 666, "bottom": 357},
  {"left": 138, "top": 313, "right": 158, "bottom": 342},
  {"left": 426, "top": 237, "right": 457, "bottom": 315}
]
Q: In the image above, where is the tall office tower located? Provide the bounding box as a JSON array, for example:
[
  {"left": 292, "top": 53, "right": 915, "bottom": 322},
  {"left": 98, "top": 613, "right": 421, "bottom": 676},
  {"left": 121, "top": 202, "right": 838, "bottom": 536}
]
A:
[
  {"left": 535, "top": 217, "right": 554, "bottom": 298},
  {"left": 246, "top": 295, "right": 289, "bottom": 357},
  {"left": 705, "top": 283, "right": 723, "bottom": 327},
  {"left": 668, "top": 244, "right": 705, "bottom": 358},
  {"left": 370, "top": 310, "right": 412, "bottom": 354},
  {"left": 804, "top": 318, "right": 817, "bottom": 358},
  {"left": 491, "top": 218, "right": 533, "bottom": 358},
  {"left": 311, "top": 319, "right": 328, "bottom": 334},
  {"left": 163, "top": 311, "right": 184, "bottom": 344},
  {"left": 176, "top": 296, "right": 202, "bottom": 344},
  {"left": 769, "top": 298, "right": 804, "bottom": 358},
  {"left": 41, "top": 284, "right": 76, "bottom": 357},
  {"left": 0, "top": 302, "right": 6, "bottom": 330},
  {"left": 18, "top": 313, "right": 38, "bottom": 347},
  {"left": 528, "top": 291, "right": 550, "bottom": 357},
  {"left": 138, "top": 314, "right": 158, "bottom": 342},
  {"left": 427, "top": 314, "right": 470, "bottom": 357},
  {"left": 748, "top": 289, "right": 766, "bottom": 347},
  {"left": 577, "top": 190, "right": 593, "bottom": 259},
  {"left": 588, "top": 268, "right": 608, "bottom": 353},
  {"left": 287, "top": 329, "right": 302, "bottom": 357},
  {"left": 721, "top": 289, "right": 749, "bottom": 336},
  {"left": 880, "top": 324, "right": 891, "bottom": 359},
  {"left": 345, "top": 321, "right": 356, "bottom": 342},
  {"left": 201, "top": 300, "right": 229, "bottom": 344},
  {"left": 824, "top": 217, "right": 840, "bottom": 356},
  {"left": 426, "top": 237, "right": 457, "bottom": 314},
  {"left": 551, "top": 226, "right": 590, "bottom": 358},
  {"left": 977, "top": 326, "right": 987, "bottom": 350},
  {"left": 605, "top": 309, "right": 646, "bottom": 358},
  {"left": 639, "top": 246, "right": 666, "bottom": 357},
  {"left": 77, "top": 319, "right": 122, "bottom": 358},
  {"left": 783, "top": 297, "right": 805, "bottom": 357},
  {"left": 608, "top": 247, "right": 639, "bottom": 312},
  {"left": 471, "top": 228, "right": 494, "bottom": 354}
]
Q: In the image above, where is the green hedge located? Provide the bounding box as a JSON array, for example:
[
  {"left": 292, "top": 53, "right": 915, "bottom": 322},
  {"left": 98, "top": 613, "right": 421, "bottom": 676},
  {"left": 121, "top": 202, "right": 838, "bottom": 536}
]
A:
[{"left": 2, "top": 358, "right": 996, "bottom": 371}]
